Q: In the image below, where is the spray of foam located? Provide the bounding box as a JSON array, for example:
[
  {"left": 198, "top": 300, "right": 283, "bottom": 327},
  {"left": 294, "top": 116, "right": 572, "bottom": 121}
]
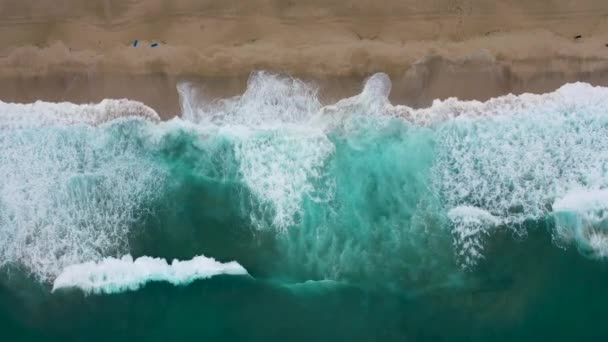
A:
[
  {"left": 553, "top": 189, "right": 608, "bottom": 258},
  {"left": 52, "top": 255, "right": 248, "bottom": 294},
  {"left": 178, "top": 72, "right": 335, "bottom": 231},
  {"left": 179, "top": 71, "right": 320, "bottom": 127}
]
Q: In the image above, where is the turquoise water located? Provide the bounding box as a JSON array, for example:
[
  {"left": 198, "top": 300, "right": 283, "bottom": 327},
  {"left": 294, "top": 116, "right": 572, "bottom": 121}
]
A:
[{"left": 2, "top": 73, "right": 608, "bottom": 340}]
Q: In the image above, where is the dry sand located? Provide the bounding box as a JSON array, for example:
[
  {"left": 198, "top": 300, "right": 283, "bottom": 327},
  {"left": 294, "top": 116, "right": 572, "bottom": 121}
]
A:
[{"left": 2, "top": 0, "right": 608, "bottom": 117}]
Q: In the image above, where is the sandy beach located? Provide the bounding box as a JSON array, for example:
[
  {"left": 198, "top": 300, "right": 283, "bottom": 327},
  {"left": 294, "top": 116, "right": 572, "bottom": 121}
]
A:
[{"left": 2, "top": 0, "right": 608, "bottom": 117}]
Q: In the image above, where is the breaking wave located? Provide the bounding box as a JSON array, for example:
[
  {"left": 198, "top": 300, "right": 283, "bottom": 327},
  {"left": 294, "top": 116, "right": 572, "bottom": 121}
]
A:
[
  {"left": 52, "top": 255, "right": 248, "bottom": 294},
  {"left": 1, "top": 71, "right": 608, "bottom": 291}
]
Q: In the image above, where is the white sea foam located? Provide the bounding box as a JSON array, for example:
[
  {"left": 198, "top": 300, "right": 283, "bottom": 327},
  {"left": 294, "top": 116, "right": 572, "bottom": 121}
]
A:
[
  {"left": 403, "top": 81, "right": 605, "bottom": 125},
  {"left": 0, "top": 110, "right": 163, "bottom": 281},
  {"left": 553, "top": 189, "right": 608, "bottom": 212},
  {"left": 234, "top": 131, "right": 334, "bottom": 230},
  {"left": 424, "top": 82, "right": 608, "bottom": 263},
  {"left": 0, "top": 99, "right": 160, "bottom": 128},
  {"left": 52, "top": 255, "right": 248, "bottom": 294},
  {"left": 179, "top": 71, "right": 320, "bottom": 127}
]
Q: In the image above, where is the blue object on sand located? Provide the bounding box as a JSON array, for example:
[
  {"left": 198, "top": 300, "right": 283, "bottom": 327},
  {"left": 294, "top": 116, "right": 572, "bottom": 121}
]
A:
[
  {"left": 151, "top": 43, "right": 158, "bottom": 47},
  {"left": 133, "top": 40, "right": 138, "bottom": 47}
]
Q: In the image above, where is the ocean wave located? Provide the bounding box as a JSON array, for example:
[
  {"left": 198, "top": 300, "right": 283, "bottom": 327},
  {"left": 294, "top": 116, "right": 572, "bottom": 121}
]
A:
[
  {"left": 1, "top": 72, "right": 608, "bottom": 289},
  {"left": 52, "top": 255, "right": 248, "bottom": 294}
]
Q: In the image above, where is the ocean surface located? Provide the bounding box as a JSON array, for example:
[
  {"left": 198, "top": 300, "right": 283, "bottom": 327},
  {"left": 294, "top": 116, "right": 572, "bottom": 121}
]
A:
[{"left": 1, "top": 72, "right": 608, "bottom": 341}]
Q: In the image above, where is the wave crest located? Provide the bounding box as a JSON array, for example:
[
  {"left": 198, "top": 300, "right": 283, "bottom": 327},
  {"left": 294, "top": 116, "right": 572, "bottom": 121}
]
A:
[{"left": 52, "top": 255, "right": 248, "bottom": 294}]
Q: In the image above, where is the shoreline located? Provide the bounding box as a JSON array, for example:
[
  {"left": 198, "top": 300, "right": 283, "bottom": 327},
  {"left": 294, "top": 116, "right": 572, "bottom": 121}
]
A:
[
  {"left": 2, "top": 0, "right": 608, "bottom": 118},
  {"left": 2, "top": 52, "right": 608, "bottom": 119}
]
